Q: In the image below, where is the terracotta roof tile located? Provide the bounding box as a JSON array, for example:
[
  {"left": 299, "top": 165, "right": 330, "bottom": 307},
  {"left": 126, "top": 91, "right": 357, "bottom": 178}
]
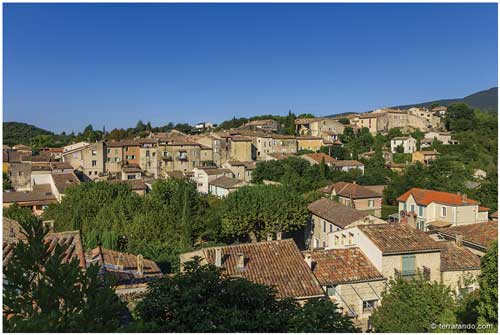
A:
[
  {"left": 52, "top": 172, "right": 80, "bottom": 194},
  {"left": 3, "top": 184, "right": 57, "bottom": 204},
  {"left": 3, "top": 227, "right": 86, "bottom": 269},
  {"left": 302, "top": 153, "right": 336, "bottom": 164},
  {"left": 438, "top": 221, "right": 498, "bottom": 250},
  {"left": 397, "top": 188, "right": 480, "bottom": 206},
  {"left": 202, "top": 239, "right": 325, "bottom": 299},
  {"left": 308, "top": 198, "right": 365, "bottom": 228},
  {"left": 331, "top": 160, "right": 364, "bottom": 167},
  {"left": 86, "top": 246, "right": 162, "bottom": 285},
  {"left": 209, "top": 176, "right": 246, "bottom": 189},
  {"left": 326, "top": 182, "right": 381, "bottom": 199},
  {"left": 310, "top": 248, "right": 384, "bottom": 285},
  {"left": 358, "top": 223, "right": 442, "bottom": 255},
  {"left": 438, "top": 241, "right": 481, "bottom": 271}
]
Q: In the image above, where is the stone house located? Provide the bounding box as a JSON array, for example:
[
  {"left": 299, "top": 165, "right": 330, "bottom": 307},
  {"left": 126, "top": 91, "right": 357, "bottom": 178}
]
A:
[
  {"left": 5, "top": 151, "right": 32, "bottom": 191},
  {"left": 307, "top": 248, "right": 385, "bottom": 331},
  {"left": 307, "top": 198, "right": 385, "bottom": 249},
  {"left": 397, "top": 188, "right": 489, "bottom": 231},
  {"left": 330, "top": 160, "right": 365, "bottom": 174},
  {"left": 321, "top": 182, "right": 383, "bottom": 217},
  {"left": 327, "top": 224, "right": 442, "bottom": 283},
  {"left": 208, "top": 176, "right": 247, "bottom": 197},
  {"left": 411, "top": 150, "right": 440, "bottom": 166},
  {"left": 62, "top": 141, "right": 105, "bottom": 180},
  {"left": 296, "top": 136, "right": 325, "bottom": 152},
  {"left": 295, "top": 118, "right": 345, "bottom": 139},
  {"left": 222, "top": 161, "right": 256, "bottom": 182},
  {"left": 390, "top": 136, "right": 417, "bottom": 153},
  {"left": 191, "top": 166, "right": 234, "bottom": 194},
  {"left": 138, "top": 139, "right": 159, "bottom": 177}
]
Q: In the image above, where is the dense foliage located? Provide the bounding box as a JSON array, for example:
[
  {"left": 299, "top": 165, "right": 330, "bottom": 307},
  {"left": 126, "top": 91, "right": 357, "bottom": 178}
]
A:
[
  {"left": 371, "top": 275, "right": 458, "bottom": 332},
  {"left": 477, "top": 241, "right": 498, "bottom": 332},
  {"left": 219, "top": 184, "right": 308, "bottom": 242},
  {"left": 134, "top": 258, "right": 358, "bottom": 332},
  {"left": 43, "top": 179, "right": 219, "bottom": 272},
  {"left": 3, "top": 215, "right": 127, "bottom": 332}
]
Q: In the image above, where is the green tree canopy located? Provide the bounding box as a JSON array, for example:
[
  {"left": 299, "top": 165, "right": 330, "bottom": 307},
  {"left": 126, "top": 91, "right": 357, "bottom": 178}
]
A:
[
  {"left": 477, "top": 241, "right": 498, "bottom": 332},
  {"left": 372, "top": 275, "right": 457, "bottom": 332},
  {"left": 135, "top": 258, "right": 358, "bottom": 332},
  {"left": 3, "top": 215, "right": 127, "bottom": 332},
  {"left": 220, "top": 185, "right": 308, "bottom": 242}
]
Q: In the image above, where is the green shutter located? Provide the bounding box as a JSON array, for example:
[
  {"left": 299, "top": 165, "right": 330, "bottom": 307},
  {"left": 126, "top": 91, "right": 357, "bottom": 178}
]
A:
[{"left": 402, "top": 255, "right": 416, "bottom": 276}]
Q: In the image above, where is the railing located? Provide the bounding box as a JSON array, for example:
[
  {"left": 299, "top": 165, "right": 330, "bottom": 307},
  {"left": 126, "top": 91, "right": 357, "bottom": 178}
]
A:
[
  {"left": 395, "top": 267, "right": 431, "bottom": 281},
  {"left": 388, "top": 213, "right": 400, "bottom": 223}
]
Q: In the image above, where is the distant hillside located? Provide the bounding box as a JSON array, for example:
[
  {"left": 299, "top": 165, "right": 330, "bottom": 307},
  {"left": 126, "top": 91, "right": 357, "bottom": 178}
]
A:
[
  {"left": 393, "top": 87, "right": 498, "bottom": 113},
  {"left": 3, "top": 122, "right": 54, "bottom": 146}
]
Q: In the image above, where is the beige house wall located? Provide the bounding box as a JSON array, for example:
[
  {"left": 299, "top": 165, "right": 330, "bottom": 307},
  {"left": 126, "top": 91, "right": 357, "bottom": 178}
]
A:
[
  {"left": 297, "top": 138, "right": 324, "bottom": 151},
  {"left": 330, "top": 280, "right": 386, "bottom": 331},
  {"left": 230, "top": 141, "right": 252, "bottom": 162},
  {"left": 139, "top": 145, "right": 159, "bottom": 177},
  {"left": 441, "top": 269, "right": 480, "bottom": 293},
  {"left": 381, "top": 252, "right": 441, "bottom": 282},
  {"left": 105, "top": 146, "right": 123, "bottom": 173}
]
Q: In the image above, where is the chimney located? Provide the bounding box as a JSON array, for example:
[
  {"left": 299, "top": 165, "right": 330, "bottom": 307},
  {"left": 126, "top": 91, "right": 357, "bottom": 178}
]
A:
[
  {"left": 267, "top": 233, "right": 273, "bottom": 241},
  {"left": 276, "top": 232, "right": 282, "bottom": 240},
  {"left": 456, "top": 234, "right": 463, "bottom": 247},
  {"left": 461, "top": 193, "right": 467, "bottom": 203},
  {"left": 117, "top": 253, "right": 124, "bottom": 270},
  {"left": 137, "top": 254, "right": 144, "bottom": 277},
  {"left": 352, "top": 180, "right": 357, "bottom": 185},
  {"left": 236, "top": 252, "right": 245, "bottom": 271},
  {"left": 215, "top": 248, "right": 222, "bottom": 267},
  {"left": 304, "top": 253, "right": 313, "bottom": 269}
]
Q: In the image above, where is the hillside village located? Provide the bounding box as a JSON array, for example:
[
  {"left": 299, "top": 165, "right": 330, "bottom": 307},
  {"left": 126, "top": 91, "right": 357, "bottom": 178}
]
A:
[{"left": 3, "top": 103, "right": 498, "bottom": 332}]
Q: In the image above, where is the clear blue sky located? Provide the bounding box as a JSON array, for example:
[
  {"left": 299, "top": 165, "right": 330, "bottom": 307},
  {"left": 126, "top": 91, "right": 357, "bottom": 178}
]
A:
[{"left": 4, "top": 3, "right": 498, "bottom": 133}]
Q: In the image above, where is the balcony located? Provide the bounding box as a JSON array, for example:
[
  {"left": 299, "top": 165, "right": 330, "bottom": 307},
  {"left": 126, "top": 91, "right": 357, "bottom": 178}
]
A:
[{"left": 394, "top": 266, "right": 430, "bottom": 281}]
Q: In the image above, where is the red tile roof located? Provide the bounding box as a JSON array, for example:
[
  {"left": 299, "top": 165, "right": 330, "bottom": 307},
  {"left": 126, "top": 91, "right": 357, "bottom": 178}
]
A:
[
  {"left": 357, "top": 223, "right": 442, "bottom": 255},
  {"left": 310, "top": 248, "right": 384, "bottom": 285},
  {"left": 438, "top": 221, "right": 498, "bottom": 250},
  {"left": 201, "top": 239, "right": 325, "bottom": 299},
  {"left": 438, "top": 241, "right": 481, "bottom": 271},
  {"left": 3, "top": 229, "right": 86, "bottom": 269},
  {"left": 86, "top": 246, "right": 162, "bottom": 285},
  {"left": 322, "top": 182, "right": 381, "bottom": 199},
  {"left": 302, "top": 153, "right": 336, "bottom": 164},
  {"left": 397, "top": 188, "right": 479, "bottom": 206}
]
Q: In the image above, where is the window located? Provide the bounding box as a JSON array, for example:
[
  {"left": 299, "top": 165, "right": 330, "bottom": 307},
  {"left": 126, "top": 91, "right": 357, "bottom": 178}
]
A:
[
  {"left": 322, "top": 241, "right": 326, "bottom": 248},
  {"left": 323, "top": 221, "right": 326, "bottom": 233},
  {"left": 107, "top": 149, "right": 111, "bottom": 154},
  {"left": 314, "top": 239, "right": 320, "bottom": 248},
  {"left": 326, "top": 285, "right": 336, "bottom": 296},
  {"left": 91, "top": 150, "right": 97, "bottom": 156},
  {"left": 9, "top": 227, "right": 15, "bottom": 238},
  {"left": 368, "top": 199, "right": 374, "bottom": 208},
  {"left": 403, "top": 203, "right": 407, "bottom": 211},
  {"left": 18, "top": 171, "right": 22, "bottom": 177},
  {"left": 348, "top": 233, "right": 354, "bottom": 245},
  {"left": 410, "top": 204, "right": 415, "bottom": 212},
  {"left": 92, "top": 160, "right": 97, "bottom": 167},
  {"left": 441, "top": 206, "right": 447, "bottom": 217},
  {"left": 402, "top": 255, "right": 416, "bottom": 276},
  {"left": 330, "top": 224, "right": 333, "bottom": 233},
  {"left": 127, "top": 175, "right": 136, "bottom": 180},
  {"left": 418, "top": 206, "right": 423, "bottom": 216},
  {"left": 146, "top": 151, "right": 150, "bottom": 157},
  {"left": 363, "top": 300, "right": 377, "bottom": 313},
  {"left": 341, "top": 234, "right": 346, "bottom": 245},
  {"left": 334, "top": 235, "right": 339, "bottom": 246}
]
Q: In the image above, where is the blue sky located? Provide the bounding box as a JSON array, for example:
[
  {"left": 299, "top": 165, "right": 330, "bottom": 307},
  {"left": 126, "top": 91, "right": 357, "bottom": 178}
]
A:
[{"left": 4, "top": 3, "right": 498, "bottom": 133}]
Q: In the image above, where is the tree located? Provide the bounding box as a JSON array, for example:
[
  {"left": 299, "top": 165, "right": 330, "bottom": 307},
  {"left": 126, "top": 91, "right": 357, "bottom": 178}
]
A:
[
  {"left": 135, "top": 258, "right": 357, "bottom": 332},
  {"left": 135, "top": 258, "right": 294, "bottom": 332},
  {"left": 3, "top": 215, "right": 127, "bottom": 332},
  {"left": 477, "top": 241, "right": 498, "bottom": 332},
  {"left": 288, "top": 298, "right": 359, "bottom": 332},
  {"left": 220, "top": 185, "right": 308, "bottom": 242},
  {"left": 3, "top": 171, "right": 13, "bottom": 191},
  {"left": 371, "top": 275, "right": 457, "bottom": 332},
  {"left": 372, "top": 274, "right": 456, "bottom": 333},
  {"left": 445, "top": 103, "right": 476, "bottom": 132},
  {"left": 338, "top": 117, "right": 350, "bottom": 125}
]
